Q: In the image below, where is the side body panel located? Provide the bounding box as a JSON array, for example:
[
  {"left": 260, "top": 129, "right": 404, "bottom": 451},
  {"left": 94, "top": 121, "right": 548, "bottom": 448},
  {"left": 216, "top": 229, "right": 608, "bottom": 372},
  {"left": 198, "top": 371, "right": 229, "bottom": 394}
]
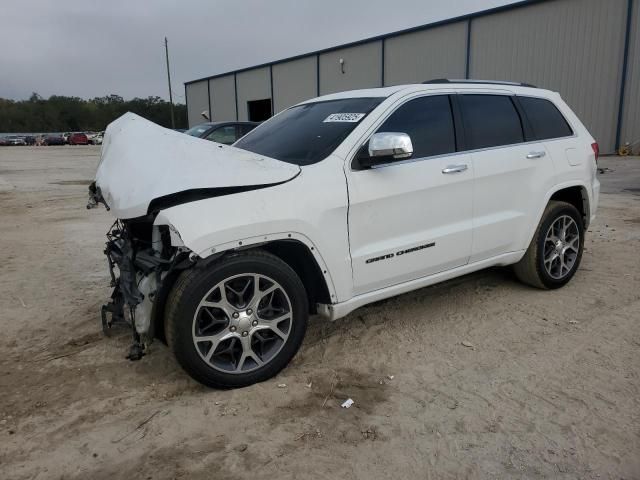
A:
[{"left": 157, "top": 84, "right": 600, "bottom": 322}]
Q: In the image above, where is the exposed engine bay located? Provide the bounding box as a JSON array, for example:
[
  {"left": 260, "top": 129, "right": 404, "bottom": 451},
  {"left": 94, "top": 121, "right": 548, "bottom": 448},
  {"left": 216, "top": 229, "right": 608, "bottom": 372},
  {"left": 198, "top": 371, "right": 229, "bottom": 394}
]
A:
[{"left": 100, "top": 215, "right": 194, "bottom": 360}]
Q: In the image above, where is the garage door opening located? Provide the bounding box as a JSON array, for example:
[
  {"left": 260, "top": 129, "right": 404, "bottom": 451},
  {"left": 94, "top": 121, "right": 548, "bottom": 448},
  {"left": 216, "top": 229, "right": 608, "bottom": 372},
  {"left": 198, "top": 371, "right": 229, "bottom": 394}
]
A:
[{"left": 247, "top": 99, "right": 272, "bottom": 122}]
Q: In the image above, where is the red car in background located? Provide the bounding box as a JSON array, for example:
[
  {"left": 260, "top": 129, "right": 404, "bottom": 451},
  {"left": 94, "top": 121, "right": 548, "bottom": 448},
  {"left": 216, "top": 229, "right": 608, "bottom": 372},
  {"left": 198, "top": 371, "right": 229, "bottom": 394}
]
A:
[{"left": 68, "top": 132, "right": 88, "bottom": 145}]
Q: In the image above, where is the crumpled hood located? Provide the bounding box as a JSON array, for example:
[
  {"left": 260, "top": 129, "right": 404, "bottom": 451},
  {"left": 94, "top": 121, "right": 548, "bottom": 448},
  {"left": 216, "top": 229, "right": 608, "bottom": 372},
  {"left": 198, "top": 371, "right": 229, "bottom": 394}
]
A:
[{"left": 95, "top": 113, "right": 300, "bottom": 219}]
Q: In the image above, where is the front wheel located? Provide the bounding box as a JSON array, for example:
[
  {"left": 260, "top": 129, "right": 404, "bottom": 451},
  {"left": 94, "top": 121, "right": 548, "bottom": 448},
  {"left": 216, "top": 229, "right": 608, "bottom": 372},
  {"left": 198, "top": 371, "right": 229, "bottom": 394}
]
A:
[
  {"left": 165, "top": 251, "right": 308, "bottom": 388},
  {"left": 514, "top": 200, "right": 585, "bottom": 289}
]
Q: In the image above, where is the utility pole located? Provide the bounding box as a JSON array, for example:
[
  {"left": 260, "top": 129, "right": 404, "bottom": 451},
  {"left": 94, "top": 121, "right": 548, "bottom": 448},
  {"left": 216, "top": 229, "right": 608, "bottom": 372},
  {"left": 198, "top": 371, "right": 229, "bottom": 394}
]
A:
[{"left": 164, "top": 37, "right": 176, "bottom": 129}]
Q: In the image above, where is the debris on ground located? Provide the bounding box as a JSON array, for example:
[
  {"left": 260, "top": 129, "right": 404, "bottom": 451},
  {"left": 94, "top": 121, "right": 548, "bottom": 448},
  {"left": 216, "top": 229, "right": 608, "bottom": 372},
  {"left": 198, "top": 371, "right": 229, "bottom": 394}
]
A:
[
  {"left": 295, "top": 429, "right": 322, "bottom": 441},
  {"left": 341, "top": 398, "right": 354, "bottom": 409},
  {"left": 461, "top": 341, "right": 474, "bottom": 348},
  {"left": 362, "top": 426, "right": 378, "bottom": 440},
  {"left": 277, "top": 383, "right": 287, "bottom": 388}
]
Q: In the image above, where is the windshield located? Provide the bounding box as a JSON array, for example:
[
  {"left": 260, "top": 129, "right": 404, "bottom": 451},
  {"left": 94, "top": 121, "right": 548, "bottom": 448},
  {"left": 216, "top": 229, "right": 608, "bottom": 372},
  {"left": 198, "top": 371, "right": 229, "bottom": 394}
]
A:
[
  {"left": 234, "top": 97, "right": 383, "bottom": 166},
  {"left": 184, "top": 124, "right": 212, "bottom": 137}
]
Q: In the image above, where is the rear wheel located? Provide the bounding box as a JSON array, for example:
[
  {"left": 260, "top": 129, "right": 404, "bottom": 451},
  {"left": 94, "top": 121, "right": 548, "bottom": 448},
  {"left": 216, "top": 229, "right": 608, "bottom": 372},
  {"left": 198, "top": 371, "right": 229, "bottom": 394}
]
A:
[
  {"left": 514, "top": 201, "right": 584, "bottom": 289},
  {"left": 165, "top": 251, "right": 308, "bottom": 388}
]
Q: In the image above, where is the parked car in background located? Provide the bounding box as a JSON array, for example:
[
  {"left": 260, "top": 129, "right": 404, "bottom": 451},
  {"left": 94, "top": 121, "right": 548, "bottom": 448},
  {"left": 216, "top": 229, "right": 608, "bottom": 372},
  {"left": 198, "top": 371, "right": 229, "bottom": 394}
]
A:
[
  {"left": 184, "top": 121, "right": 258, "bottom": 145},
  {"left": 68, "top": 132, "right": 89, "bottom": 145},
  {"left": 0, "top": 137, "right": 9, "bottom": 146},
  {"left": 44, "top": 135, "right": 65, "bottom": 146},
  {"left": 4, "top": 135, "right": 27, "bottom": 146},
  {"left": 89, "top": 132, "right": 104, "bottom": 145},
  {"left": 24, "top": 136, "right": 36, "bottom": 146}
]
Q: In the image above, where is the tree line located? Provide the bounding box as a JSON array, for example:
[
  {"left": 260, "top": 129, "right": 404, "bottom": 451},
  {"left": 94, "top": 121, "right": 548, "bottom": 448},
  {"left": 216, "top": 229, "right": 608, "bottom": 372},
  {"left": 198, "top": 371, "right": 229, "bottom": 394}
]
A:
[{"left": 0, "top": 93, "right": 187, "bottom": 133}]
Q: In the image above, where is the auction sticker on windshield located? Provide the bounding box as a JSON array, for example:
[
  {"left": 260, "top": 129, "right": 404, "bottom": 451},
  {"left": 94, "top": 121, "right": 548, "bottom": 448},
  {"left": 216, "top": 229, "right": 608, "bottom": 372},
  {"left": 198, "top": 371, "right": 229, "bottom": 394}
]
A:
[{"left": 323, "top": 113, "right": 366, "bottom": 123}]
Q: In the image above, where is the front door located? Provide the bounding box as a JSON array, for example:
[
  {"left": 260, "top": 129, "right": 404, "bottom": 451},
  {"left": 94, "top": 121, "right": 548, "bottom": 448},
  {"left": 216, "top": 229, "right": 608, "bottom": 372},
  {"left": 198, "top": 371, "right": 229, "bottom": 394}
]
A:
[{"left": 346, "top": 94, "right": 474, "bottom": 296}]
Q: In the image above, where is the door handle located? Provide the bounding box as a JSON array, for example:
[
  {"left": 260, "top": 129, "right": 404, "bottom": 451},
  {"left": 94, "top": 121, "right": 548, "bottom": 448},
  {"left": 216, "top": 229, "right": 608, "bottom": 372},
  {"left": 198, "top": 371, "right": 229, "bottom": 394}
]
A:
[
  {"left": 526, "top": 151, "right": 546, "bottom": 159},
  {"left": 442, "top": 164, "right": 468, "bottom": 174}
]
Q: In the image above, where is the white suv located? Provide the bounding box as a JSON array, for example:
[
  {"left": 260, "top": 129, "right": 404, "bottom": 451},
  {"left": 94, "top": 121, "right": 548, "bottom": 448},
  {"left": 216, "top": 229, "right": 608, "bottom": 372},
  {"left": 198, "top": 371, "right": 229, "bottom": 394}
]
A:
[{"left": 90, "top": 80, "right": 600, "bottom": 388}]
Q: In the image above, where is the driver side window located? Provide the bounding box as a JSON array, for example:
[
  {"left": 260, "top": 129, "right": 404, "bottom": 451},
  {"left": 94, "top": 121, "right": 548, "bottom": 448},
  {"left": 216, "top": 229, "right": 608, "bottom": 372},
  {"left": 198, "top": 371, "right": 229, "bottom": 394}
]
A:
[{"left": 378, "top": 95, "right": 456, "bottom": 159}]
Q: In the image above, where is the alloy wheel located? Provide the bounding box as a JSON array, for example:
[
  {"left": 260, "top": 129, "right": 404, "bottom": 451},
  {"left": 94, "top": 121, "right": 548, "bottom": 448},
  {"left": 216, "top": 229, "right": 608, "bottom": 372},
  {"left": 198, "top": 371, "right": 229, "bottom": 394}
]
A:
[
  {"left": 191, "top": 273, "right": 292, "bottom": 373},
  {"left": 543, "top": 215, "right": 580, "bottom": 280}
]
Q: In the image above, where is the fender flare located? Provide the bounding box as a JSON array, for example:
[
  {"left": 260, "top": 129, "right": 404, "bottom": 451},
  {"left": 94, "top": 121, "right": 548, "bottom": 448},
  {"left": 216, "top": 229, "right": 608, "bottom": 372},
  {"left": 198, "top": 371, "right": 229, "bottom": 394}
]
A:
[
  {"left": 195, "top": 231, "right": 339, "bottom": 303},
  {"left": 524, "top": 181, "right": 591, "bottom": 250}
]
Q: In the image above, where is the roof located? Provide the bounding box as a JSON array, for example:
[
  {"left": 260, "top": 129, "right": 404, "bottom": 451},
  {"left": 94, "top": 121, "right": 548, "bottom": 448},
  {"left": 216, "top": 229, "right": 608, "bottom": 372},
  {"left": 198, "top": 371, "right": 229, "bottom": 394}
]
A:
[{"left": 299, "top": 81, "right": 551, "bottom": 105}]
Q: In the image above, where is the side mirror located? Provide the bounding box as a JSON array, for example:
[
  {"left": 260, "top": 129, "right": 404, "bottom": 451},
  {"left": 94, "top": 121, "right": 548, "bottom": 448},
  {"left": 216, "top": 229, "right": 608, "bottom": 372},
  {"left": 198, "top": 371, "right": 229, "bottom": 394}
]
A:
[{"left": 356, "top": 132, "right": 413, "bottom": 169}]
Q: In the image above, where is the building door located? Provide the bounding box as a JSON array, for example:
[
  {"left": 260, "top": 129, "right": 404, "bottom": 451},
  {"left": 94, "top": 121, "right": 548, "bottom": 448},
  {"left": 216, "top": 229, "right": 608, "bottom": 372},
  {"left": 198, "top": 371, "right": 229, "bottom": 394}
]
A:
[{"left": 248, "top": 99, "right": 272, "bottom": 122}]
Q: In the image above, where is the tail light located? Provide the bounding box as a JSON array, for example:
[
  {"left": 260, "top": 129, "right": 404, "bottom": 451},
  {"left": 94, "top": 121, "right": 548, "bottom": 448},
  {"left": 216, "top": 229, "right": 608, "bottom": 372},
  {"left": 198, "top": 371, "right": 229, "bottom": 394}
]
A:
[{"left": 591, "top": 142, "right": 599, "bottom": 163}]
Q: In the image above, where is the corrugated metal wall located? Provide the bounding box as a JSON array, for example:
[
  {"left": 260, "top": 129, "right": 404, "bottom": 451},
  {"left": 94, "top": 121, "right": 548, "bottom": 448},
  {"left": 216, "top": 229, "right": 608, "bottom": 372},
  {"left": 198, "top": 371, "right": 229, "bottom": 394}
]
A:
[
  {"left": 272, "top": 56, "right": 317, "bottom": 114},
  {"left": 319, "top": 42, "right": 382, "bottom": 95},
  {"left": 384, "top": 22, "right": 467, "bottom": 85},
  {"left": 185, "top": 81, "right": 209, "bottom": 127},
  {"left": 186, "top": 0, "right": 637, "bottom": 151},
  {"left": 470, "top": 0, "right": 627, "bottom": 152},
  {"left": 209, "top": 75, "right": 237, "bottom": 121},
  {"left": 236, "top": 67, "right": 271, "bottom": 121},
  {"left": 620, "top": 0, "right": 639, "bottom": 148}
]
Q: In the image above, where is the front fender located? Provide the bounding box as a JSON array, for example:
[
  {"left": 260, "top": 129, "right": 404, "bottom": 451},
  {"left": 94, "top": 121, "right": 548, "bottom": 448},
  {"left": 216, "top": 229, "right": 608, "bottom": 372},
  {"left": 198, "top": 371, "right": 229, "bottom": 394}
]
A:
[{"left": 152, "top": 164, "right": 351, "bottom": 301}]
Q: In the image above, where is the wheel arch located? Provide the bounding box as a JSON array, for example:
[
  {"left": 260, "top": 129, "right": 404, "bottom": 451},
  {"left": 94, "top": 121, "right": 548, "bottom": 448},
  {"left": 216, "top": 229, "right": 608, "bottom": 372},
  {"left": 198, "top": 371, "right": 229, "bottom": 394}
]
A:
[
  {"left": 521, "top": 182, "right": 591, "bottom": 261},
  {"left": 548, "top": 185, "right": 590, "bottom": 228},
  {"left": 153, "top": 237, "right": 334, "bottom": 343}
]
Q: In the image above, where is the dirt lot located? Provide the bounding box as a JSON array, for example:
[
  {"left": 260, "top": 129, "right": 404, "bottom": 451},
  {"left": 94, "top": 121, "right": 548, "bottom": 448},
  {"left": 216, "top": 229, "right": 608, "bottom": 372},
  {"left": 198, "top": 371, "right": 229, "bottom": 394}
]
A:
[{"left": 0, "top": 146, "right": 638, "bottom": 480}]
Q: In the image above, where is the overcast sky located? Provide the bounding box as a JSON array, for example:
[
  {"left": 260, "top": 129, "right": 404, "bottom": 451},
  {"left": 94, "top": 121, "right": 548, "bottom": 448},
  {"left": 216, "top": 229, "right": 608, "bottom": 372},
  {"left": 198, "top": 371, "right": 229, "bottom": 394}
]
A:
[{"left": 0, "top": 0, "right": 518, "bottom": 103}]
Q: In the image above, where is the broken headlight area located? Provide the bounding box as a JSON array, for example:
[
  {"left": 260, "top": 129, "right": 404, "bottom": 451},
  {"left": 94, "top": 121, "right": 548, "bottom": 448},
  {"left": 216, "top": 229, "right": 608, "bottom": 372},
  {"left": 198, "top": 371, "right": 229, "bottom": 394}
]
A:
[{"left": 102, "top": 217, "right": 193, "bottom": 360}]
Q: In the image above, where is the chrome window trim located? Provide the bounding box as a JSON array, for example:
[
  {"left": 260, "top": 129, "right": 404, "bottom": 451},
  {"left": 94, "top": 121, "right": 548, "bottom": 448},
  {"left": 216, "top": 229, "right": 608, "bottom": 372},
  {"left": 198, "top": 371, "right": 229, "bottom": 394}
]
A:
[
  {"left": 350, "top": 91, "right": 579, "bottom": 172},
  {"left": 363, "top": 134, "right": 579, "bottom": 170}
]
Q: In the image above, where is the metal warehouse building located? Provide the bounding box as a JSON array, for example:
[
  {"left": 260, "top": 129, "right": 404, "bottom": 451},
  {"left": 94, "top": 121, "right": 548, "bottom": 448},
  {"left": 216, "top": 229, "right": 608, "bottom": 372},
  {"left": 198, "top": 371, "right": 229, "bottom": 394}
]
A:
[{"left": 185, "top": 0, "right": 639, "bottom": 153}]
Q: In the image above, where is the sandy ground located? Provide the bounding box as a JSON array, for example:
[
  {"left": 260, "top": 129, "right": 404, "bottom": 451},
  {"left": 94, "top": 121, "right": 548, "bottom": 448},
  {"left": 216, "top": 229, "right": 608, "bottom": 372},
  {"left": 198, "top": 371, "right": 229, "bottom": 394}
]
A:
[{"left": 0, "top": 146, "right": 638, "bottom": 480}]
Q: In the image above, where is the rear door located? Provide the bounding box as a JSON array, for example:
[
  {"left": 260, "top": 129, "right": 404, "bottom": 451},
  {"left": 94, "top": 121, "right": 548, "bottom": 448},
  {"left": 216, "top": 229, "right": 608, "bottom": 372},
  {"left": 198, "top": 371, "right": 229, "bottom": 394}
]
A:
[
  {"left": 346, "top": 94, "right": 474, "bottom": 295},
  {"left": 456, "top": 92, "right": 555, "bottom": 262}
]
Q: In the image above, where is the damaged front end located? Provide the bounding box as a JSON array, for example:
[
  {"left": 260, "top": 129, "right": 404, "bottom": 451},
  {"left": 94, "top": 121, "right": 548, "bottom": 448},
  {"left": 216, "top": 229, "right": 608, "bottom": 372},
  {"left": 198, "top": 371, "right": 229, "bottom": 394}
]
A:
[{"left": 101, "top": 217, "right": 194, "bottom": 360}]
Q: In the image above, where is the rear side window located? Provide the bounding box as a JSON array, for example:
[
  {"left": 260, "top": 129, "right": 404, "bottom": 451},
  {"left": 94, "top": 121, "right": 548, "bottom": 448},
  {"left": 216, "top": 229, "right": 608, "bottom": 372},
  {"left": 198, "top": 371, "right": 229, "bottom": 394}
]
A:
[
  {"left": 519, "top": 96, "right": 573, "bottom": 140},
  {"left": 459, "top": 95, "right": 524, "bottom": 150},
  {"left": 377, "top": 95, "right": 456, "bottom": 159}
]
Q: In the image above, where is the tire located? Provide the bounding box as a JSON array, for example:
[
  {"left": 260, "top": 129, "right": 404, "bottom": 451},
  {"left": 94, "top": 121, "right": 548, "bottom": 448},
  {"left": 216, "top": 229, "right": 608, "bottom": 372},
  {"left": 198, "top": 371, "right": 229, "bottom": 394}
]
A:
[
  {"left": 165, "top": 250, "right": 308, "bottom": 388},
  {"left": 514, "top": 200, "right": 584, "bottom": 289}
]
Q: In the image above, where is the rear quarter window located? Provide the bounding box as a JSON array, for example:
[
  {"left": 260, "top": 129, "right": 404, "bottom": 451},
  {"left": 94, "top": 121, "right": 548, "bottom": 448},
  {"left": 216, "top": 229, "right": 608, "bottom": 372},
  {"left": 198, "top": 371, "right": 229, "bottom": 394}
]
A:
[{"left": 519, "top": 96, "right": 573, "bottom": 140}]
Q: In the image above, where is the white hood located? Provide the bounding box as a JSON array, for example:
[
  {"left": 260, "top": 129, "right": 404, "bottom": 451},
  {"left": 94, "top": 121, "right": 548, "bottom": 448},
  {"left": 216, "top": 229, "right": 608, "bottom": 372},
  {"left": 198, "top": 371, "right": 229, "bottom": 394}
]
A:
[{"left": 95, "top": 113, "right": 300, "bottom": 219}]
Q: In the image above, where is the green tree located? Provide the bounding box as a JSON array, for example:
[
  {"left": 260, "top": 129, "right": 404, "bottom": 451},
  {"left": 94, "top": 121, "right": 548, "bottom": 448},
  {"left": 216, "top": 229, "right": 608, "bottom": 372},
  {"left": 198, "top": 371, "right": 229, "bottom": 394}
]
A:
[{"left": 0, "top": 94, "right": 187, "bottom": 132}]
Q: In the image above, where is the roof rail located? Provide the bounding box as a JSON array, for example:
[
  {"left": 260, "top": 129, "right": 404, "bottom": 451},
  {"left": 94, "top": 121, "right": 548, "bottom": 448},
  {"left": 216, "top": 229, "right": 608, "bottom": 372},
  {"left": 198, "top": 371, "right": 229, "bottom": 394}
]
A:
[{"left": 423, "top": 78, "right": 537, "bottom": 88}]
